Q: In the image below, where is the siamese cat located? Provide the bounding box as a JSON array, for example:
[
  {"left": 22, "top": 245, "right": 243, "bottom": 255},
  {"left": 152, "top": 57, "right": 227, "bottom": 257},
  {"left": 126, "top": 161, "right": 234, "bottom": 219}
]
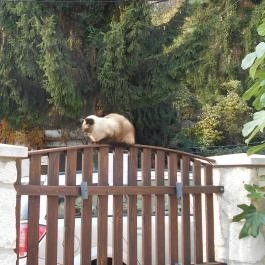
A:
[{"left": 81, "top": 113, "right": 135, "bottom": 145}]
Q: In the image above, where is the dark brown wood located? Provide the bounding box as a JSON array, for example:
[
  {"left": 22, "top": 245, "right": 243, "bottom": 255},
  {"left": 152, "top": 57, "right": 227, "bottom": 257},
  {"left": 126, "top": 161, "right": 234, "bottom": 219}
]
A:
[
  {"left": 205, "top": 164, "right": 215, "bottom": 262},
  {"left": 15, "top": 145, "right": 222, "bottom": 265},
  {"left": 15, "top": 184, "right": 224, "bottom": 196},
  {"left": 127, "top": 147, "right": 138, "bottom": 265},
  {"left": 15, "top": 159, "right": 22, "bottom": 265},
  {"left": 46, "top": 152, "right": 60, "bottom": 265},
  {"left": 97, "top": 147, "right": 109, "bottom": 265},
  {"left": 134, "top": 144, "right": 215, "bottom": 163},
  {"left": 81, "top": 148, "right": 93, "bottom": 265},
  {"left": 181, "top": 156, "right": 191, "bottom": 265},
  {"left": 168, "top": 153, "right": 178, "bottom": 265},
  {"left": 64, "top": 150, "right": 77, "bottom": 265},
  {"left": 155, "top": 150, "right": 165, "bottom": 265},
  {"left": 28, "top": 145, "right": 109, "bottom": 156},
  {"left": 113, "top": 147, "right": 124, "bottom": 265},
  {"left": 28, "top": 144, "right": 215, "bottom": 163},
  {"left": 27, "top": 155, "right": 41, "bottom": 265},
  {"left": 142, "top": 148, "right": 152, "bottom": 265},
  {"left": 193, "top": 160, "right": 203, "bottom": 264}
]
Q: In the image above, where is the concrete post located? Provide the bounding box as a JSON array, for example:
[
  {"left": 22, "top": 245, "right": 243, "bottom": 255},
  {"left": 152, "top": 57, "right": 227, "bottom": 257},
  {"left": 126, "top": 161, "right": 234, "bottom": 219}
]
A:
[
  {"left": 210, "top": 153, "right": 265, "bottom": 265},
  {"left": 0, "top": 144, "right": 28, "bottom": 265}
]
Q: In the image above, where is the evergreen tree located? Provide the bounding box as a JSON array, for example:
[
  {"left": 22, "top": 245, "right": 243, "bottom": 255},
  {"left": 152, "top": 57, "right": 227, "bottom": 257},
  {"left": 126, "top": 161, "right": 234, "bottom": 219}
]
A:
[{"left": 99, "top": 0, "right": 177, "bottom": 146}]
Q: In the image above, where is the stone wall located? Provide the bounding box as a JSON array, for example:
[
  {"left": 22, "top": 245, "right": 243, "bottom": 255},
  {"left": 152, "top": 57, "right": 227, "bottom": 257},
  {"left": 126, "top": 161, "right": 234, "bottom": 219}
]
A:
[
  {"left": 211, "top": 153, "right": 265, "bottom": 265},
  {"left": 0, "top": 144, "right": 28, "bottom": 265}
]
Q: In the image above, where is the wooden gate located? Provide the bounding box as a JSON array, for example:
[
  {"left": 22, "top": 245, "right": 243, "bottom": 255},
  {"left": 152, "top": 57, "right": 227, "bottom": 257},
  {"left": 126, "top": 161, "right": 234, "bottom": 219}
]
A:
[{"left": 15, "top": 144, "right": 226, "bottom": 265}]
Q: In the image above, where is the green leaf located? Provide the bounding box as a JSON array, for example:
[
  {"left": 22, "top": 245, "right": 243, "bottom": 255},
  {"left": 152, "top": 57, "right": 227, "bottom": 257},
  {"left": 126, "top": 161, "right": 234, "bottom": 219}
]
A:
[
  {"left": 233, "top": 204, "right": 265, "bottom": 239},
  {"left": 260, "top": 93, "right": 265, "bottom": 107},
  {"left": 242, "top": 110, "right": 265, "bottom": 142},
  {"left": 253, "top": 88, "right": 265, "bottom": 110},
  {"left": 242, "top": 81, "right": 261, "bottom": 101},
  {"left": 255, "top": 42, "right": 265, "bottom": 58},
  {"left": 255, "top": 71, "right": 265, "bottom": 79},
  {"left": 247, "top": 142, "right": 265, "bottom": 155},
  {"left": 257, "top": 21, "right": 265, "bottom": 36},
  {"left": 250, "top": 54, "right": 265, "bottom": 79},
  {"left": 241, "top": 52, "right": 257, "bottom": 70},
  {"left": 245, "top": 184, "right": 265, "bottom": 200}
]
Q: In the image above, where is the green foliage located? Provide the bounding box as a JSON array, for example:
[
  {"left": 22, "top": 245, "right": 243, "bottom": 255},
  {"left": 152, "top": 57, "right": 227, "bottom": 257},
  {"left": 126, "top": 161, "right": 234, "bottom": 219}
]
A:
[
  {"left": 0, "top": 0, "right": 263, "bottom": 149},
  {"left": 196, "top": 90, "right": 250, "bottom": 146},
  {"left": 0, "top": 1, "right": 113, "bottom": 126},
  {"left": 241, "top": 13, "right": 265, "bottom": 154},
  {"left": 233, "top": 9, "right": 265, "bottom": 241},
  {"left": 99, "top": 0, "right": 177, "bottom": 145},
  {"left": 38, "top": 15, "right": 82, "bottom": 117},
  {"left": 233, "top": 203, "right": 265, "bottom": 239}
]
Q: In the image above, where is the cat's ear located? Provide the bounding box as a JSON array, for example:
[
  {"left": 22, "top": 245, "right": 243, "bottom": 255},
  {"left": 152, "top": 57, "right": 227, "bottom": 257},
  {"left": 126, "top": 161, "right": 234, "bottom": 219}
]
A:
[{"left": 85, "top": 118, "right": 94, "bottom": 125}]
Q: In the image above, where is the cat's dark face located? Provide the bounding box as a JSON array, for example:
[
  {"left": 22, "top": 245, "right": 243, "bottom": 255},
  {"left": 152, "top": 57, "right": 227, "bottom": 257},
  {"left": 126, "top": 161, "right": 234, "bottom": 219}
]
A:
[{"left": 81, "top": 117, "right": 94, "bottom": 133}]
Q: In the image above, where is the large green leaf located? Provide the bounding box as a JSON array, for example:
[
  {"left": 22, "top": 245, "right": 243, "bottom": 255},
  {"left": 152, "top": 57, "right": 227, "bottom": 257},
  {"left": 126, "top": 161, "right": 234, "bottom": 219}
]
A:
[
  {"left": 257, "top": 19, "right": 265, "bottom": 36},
  {"left": 242, "top": 110, "right": 265, "bottom": 142},
  {"left": 255, "top": 42, "right": 265, "bottom": 58},
  {"left": 247, "top": 142, "right": 265, "bottom": 155},
  {"left": 245, "top": 184, "right": 265, "bottom": 200},
  {"left": 233, "top": 204, "right": 265, "bottom": 239},
  {"left": 242, "top": 81, "right": 261, "bottom": 101},
  {"left": 241, "top": 52, "right": 257, "bottom": 70},
  {"left": 250, "top": 54, "right": 265, "bottom": 79},
  {"left": 253, "top": 88, "right": 265, "bottom": 110}
]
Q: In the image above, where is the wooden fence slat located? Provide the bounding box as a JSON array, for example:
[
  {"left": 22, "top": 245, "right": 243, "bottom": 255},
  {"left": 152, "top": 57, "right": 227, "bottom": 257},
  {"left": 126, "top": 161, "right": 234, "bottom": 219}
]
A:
[
  {"left": 155, "top": 150, "right": 165, "bottom": 265},
  {"left": 112, "top": 147, "right": 124, "bottom": 265},
  {"left": 142, "top": 148, "right": 152, "bottom": 265},
  {"left": 46, "top": 152, "right": 60, "bottom": 265},
  {"left": 193, "top": 160, "right": 203, "bottom": 264},
  {"left": 16, "top": 184, "right": 224, "bottom": 196},
  {"left": 15, "top": 159, "right": 22, "bottom": 265},
  {"left": 168, "top": 153, "right": 178, "bottom": 265},
  {"left": 27, "top": 155, "right": 41, "bottom": 265},
  {"left": 205, "top": 164, "right": 215, "bottom": 262},
  {"left": 64, "top": 150, "right": 77, "bottom": 265},
  {"left": 181, "top": 156, "right": 191, "bottom": 265},
  {"left": 81, "top": 148, "right": 93, "bottom": 265},
  {"left": 97, "top": 147, "right": 109, "bottom": 265},
  {"left": 127, "top": 146, "right": 138, "bottom": 265}
]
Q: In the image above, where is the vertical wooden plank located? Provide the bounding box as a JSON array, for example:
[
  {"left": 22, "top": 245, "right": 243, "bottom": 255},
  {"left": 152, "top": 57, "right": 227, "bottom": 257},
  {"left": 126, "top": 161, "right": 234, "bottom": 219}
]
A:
[
  {"left": 97, "top": 146, "right": 109, "bottom": 265},
  {"left": 15, "top": 159, "right": 22, "bottom": 265},
  {"left": 155, "top": 150, "right": 165, "bottom": 265},
  {"left": 45, "top": 152, "right": 60, "bottom": 265},
  {"left": 168, "top": 153, "right": 178, "bottom": 265},
  {"left": 27, "top": 154, "right": 41, "bottom": 265},
  {"left": 127, "top": 146, "right": 138, "bottom": 265},
  {"left": 112, "top": 147, "right": 124, "bottom": 265},
  {"left": 81, "top": 147, "right": 93, "bottom": 265},
  {"left": 142, "top": 148, "right": 152, "bottom": 265},
  {"left": 181, "top": 156, "right": 191, "bottom": 265},
  {"left": 193, "top": 160, "right": 203, "bottom": 264},
  {"left": 205, "top": 163, "right": 215, "bottom": 262},
  {"left": 64, "top": 150, "right": 77, "bottom": 265}
]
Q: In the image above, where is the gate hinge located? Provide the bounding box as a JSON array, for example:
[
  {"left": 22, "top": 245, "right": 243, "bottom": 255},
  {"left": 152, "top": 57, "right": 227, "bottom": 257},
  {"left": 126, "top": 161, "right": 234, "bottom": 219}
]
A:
[
  {"left": 80, "top": 181, "right": 88, "bottom": 199},
  {"left": 176, "top": 182, "right": 183, "bottom": 200}
]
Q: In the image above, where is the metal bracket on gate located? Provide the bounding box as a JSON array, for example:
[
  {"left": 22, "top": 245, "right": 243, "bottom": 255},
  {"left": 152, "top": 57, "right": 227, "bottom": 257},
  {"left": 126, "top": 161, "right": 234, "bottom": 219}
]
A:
[
  {"left": 176, "top": 182, "right": 183, "bottom": 200},
  {"left": 80, "top": 181, "right": 88, "bottom": 200}
]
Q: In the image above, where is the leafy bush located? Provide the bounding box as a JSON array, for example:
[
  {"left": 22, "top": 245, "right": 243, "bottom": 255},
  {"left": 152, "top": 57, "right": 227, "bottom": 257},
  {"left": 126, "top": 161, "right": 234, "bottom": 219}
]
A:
[{"left": 196, "top": 90, "right": 251, "bottom": 146}]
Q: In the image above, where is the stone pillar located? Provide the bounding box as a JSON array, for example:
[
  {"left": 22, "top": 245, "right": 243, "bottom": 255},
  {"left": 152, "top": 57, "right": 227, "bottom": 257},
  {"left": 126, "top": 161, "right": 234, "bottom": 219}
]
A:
[
  {"left": 210, "top": 153, "right": 265, "bottom": 265},
  {"left": 0, "top": 144, "right": 28, "bottom": 265}
]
